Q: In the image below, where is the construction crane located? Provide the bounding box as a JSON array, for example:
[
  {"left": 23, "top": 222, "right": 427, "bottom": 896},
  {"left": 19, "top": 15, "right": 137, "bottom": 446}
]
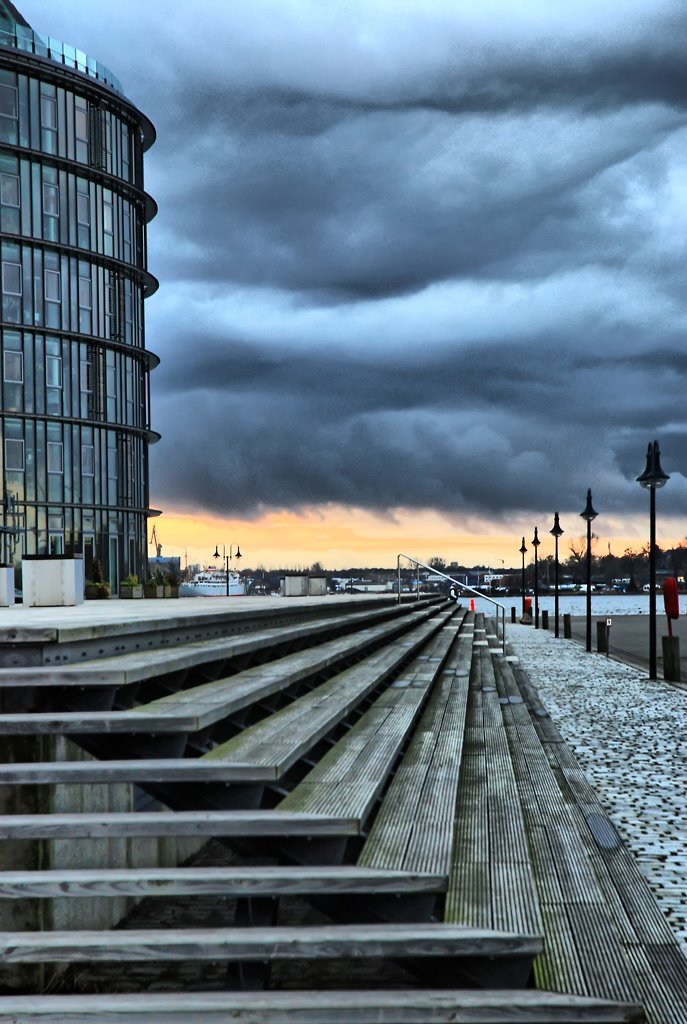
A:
[{"left": 149, "top": 524, "right": 162, "bottom": 559}]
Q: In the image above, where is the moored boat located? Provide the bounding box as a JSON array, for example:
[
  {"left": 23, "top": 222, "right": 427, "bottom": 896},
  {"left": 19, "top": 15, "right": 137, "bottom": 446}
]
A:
[{"left": 179, "top": 569, "right": 246, "bottom": 597}]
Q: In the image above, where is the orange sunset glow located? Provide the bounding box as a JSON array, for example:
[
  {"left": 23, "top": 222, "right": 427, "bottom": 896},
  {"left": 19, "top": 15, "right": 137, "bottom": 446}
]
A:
[{"left": 149, "top": 503, "right": 687, "bottom": 572}]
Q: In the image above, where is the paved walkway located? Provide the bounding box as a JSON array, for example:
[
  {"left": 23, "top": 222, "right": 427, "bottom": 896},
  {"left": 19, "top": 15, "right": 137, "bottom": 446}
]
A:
[{"left": 508, "top": 622, "right": 687, "bottom": 953}]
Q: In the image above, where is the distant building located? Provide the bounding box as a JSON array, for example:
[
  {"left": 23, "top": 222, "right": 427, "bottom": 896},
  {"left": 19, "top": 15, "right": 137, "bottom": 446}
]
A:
[{"left": 0, "top": 2, "right": 158, "bottom": 592}]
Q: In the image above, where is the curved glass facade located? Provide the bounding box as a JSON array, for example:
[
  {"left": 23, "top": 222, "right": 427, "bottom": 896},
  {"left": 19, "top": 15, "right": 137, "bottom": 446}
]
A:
[{"left": 0, "top": 15, "right": 157, "bottom": 591}]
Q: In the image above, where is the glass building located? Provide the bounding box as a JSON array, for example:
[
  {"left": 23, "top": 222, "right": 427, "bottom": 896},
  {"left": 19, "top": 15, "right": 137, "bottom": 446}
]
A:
[{"left": 0, "top": 1, "right": 158, "bottom": 592}]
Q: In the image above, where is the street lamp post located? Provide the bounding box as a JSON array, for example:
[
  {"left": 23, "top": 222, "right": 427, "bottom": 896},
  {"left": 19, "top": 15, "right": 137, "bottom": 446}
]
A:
[
  {"left": 579, "top": 489, "right": 598, "bottom": 653},
  {"left": 519, "top": 537, "right": 527, "bottom": 617},
  {"left": 637, "top": 440, "right": 669, "bottom": 681},
  {"left": 213, "top": 543, "right": 242, "bottom": 596},
  {"left": 550, "top": 512, "right": 564, "bottom": 638},
  {"left": 532, "top": 527, "right": 540, "bottom": 629}
]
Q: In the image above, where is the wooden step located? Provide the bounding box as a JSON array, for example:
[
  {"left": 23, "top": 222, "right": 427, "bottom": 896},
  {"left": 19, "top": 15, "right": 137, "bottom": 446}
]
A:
[
  {"left": 0, "top": 810, "right": 358, "bottom": 840},
  {"left": 0, "top": 865, "right": 446, "bottom": 899},
  {"left": 0, "top": 989, "right": 645, "bottom": 1023},
  {"left": 0, "top": 922, "right": 541, "bottom": 963},
  {"left": 280, "top": 619, "right": 461, "bottom": 825},
  {"left": 0, "top": 602, "right": 424, "bottom": 688},
  {"left": 0, "top": 606, "right": 442, "bottom": 731}
]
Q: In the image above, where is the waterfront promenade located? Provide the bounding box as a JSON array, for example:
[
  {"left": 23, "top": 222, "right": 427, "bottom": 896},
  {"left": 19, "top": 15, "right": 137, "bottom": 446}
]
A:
[{"left": 0, "top": 594, "right": 683, "bottom": 1021}]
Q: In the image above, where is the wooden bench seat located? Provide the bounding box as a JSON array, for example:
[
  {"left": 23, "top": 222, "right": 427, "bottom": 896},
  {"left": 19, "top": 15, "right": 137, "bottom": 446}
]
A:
[
  {"left": 358, "top": 619, "right": 473, "bottom": 875},
  {"left": 444, "top": 617, "right": 543, "bottom": 940},
  {"left": 277, "top": 616, "right": 462, "bottom": 823},
  {"left": 0, "top": 810, "right": 358, "bottom": 840},
  {"left": 0, "top": 602, "right": 422, "bottom": 689},
  {"left": 491, "top": 627, "right": 669, "bottom": 1011},
  {"left": 0, "top": 864, "right": 446, "bottom": 899},
  {"left": 197, "top": 607, "right": 457, "bottom": 781},
  {"left": 0, "top": 921, "right": 541, "bottom": 964},
  {"left": 0, "top": 989, "right": 645, "bottom": 1023}
]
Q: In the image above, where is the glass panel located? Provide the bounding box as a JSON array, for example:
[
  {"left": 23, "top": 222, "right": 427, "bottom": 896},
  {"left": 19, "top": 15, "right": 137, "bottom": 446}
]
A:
[
  {"left": 44, "top": 269, "right": 60, "bottom": 301},
  {"left": 3, "top": 350, "right": 22, "bottom": 381},
  {"left": 2, "top": 261, "right": 21, "bottom": 293},
  {"left": 4, "top": 438, "right": 24, "bottom": 470},
  {"left": 47, "top": 441, "right": 63, "bottom": 473},
  {"left": 42, "top": 182, "right": 58, "bottom": 216},
  {"left": 40, "top": 94, "right": 57, "bottom": 130},
  {"left": 0, "top": 173, "right": 18, "bottom": 206},
  {"left": 0, "top": 83, "right": 17, "bottom": 118},
  {"left": 45, "top": 354, "right": 62, "bottom": 387}
]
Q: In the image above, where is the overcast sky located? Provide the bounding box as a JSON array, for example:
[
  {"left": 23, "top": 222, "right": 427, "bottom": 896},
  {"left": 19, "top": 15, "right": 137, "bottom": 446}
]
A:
[{"left": 24, "top": 0, "right": 687, "bottom": 531}]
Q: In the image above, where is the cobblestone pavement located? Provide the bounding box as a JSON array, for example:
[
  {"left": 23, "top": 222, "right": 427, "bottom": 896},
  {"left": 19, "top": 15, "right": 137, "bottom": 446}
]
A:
[{"left": 508, "top": 622, "right": 687, "bottom": 952}]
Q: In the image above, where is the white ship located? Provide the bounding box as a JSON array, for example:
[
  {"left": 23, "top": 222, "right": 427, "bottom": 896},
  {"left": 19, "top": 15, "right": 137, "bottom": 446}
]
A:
[{"left": 179, "top": 569, "right": 246, "bottom": 597}]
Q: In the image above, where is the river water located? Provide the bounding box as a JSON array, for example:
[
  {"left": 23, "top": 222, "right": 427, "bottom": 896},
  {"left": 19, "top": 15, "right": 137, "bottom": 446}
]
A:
[{"left": 468, "top": 592, "right": 683, "bottom": 617}]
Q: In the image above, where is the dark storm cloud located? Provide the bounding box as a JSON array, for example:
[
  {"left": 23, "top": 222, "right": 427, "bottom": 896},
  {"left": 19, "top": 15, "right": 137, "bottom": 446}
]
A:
[{"left": 25, "top": 0, "right": 687, "bottom": 521}]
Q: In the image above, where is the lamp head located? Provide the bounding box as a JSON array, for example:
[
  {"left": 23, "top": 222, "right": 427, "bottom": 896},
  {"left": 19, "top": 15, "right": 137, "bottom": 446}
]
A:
[
  {"left": 636, "top": 440, "right": 670, "bottom": 490},
  {"left": 519, "top": 537, "right": 527, "bottom": 555},
  {"left": 580, "top": 488, "right": 598, "bottom": 523},
  {"left": 235, "top": 546, "right": 242, "bottom": 560},
  {"left": 550, "top": 512, "right": 564, "bottom": 538},
  {"left": 212, "top": 545, "right": 220, "bottom": 560},
  {"left": 532, "top": 526, "right": 540, "bottom": 548}
]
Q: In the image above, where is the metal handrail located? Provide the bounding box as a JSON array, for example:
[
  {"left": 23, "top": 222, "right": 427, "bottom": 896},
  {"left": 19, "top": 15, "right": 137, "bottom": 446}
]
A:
[{"left": 397, "top": 553, "right": 507, "bottom": 652}]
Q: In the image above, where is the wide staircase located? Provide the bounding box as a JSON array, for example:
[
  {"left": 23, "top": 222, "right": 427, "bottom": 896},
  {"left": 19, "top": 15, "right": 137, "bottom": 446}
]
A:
[{"left": 0, "top": 593, "right": 682, "bottom": 1021}]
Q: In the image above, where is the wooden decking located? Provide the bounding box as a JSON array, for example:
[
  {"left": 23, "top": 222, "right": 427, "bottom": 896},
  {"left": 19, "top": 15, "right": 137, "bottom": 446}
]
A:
[{"left": 0, "top": 595, "right": 681, "bottom": 1021}]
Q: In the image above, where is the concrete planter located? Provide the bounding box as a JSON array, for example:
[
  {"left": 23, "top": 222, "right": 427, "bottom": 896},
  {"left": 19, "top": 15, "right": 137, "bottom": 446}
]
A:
[
  {"left": 144, "top": 584, "right": 165, "bottom": 599},
  {"left": 84, "top": 583, "right": 111, "bottom": 600},
  {"left": 164, "top": 585, "right": 179, "bottom": 598},
  {"left": 0, "top": 565, "right": 15, "bottom": 607},
  {"left": 120, "top": 585, "right": 144, "bottom": 599},
  {"left": 23, "top": 556, "right": 85, "bottom": 607}
]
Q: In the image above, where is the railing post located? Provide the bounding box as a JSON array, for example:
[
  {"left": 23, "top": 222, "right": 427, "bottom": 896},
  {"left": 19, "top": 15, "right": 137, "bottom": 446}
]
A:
[{"left": 397, "top": 556, "right": 401, "bottom": 605}]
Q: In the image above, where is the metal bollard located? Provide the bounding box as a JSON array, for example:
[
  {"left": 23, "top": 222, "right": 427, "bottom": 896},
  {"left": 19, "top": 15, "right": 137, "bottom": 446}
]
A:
[
  {"left": 563, "top": 613, "right": 571, "bottom": 639},
  {"left": 596, "top": 621, "right": 608, "bottom": 654},
  {"left": 663, "top": 636, "right": 680, "bottom": 682},
  {"left": 511, "top": 606, "right": 516, "bottom": 623},
  {"left": 541, "top": 610, "right": 549, "bottom": 630}
]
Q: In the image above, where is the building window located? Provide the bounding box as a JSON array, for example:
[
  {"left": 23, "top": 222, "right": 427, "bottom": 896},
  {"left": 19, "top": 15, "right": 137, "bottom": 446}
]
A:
[
  {"left": 75, "top": 97, "right": 88, "bottom": 163},
  {"left": 0, "top": 169, "right": 19, "bottom": 234},
  {"left": 77, "top": 190, "right": 90, "bottom": 226},
  {"left": 0, "top": 83, "right": 17, "bottom": 121},
  {"left": 42, "top": 182, "right": 59, "bottom": 218},
  {"left": 2, "top": 260, "right": 21, "bottom": 295},
  {"left": 3, "top": 350, "right": 22, "bottom": 383},
  {"left": 78, "top": 274, "right": 92, "bottom": 333},
  {"left": 46, "top": 355, "right": 62, "bottom": 389},
  {"left": 40, "top": 93, "right": 58, "bottom": 154},
  {"left": 0, "top": 173, "right": 19, "bottom": 208},
  {"left": 0, "top": 83, "right": 17, "bottom": 143},
  {"left": 82, "top": 444, "right": 95, "bottom": 476},
  {"left": 4, "top": 437, "right": 24, "bottom": 471},
  {"left": 41, "top": 94, "right": 57, "bottom": 130},
  {"left": 44, "top": 269, "right": 60, "bottom": 303},
  {"left": 42, "top": 181, "right": 59, "bottom": 242},
  {"left": 47, "top": 441, "right": 63, "bottom": 474}
]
